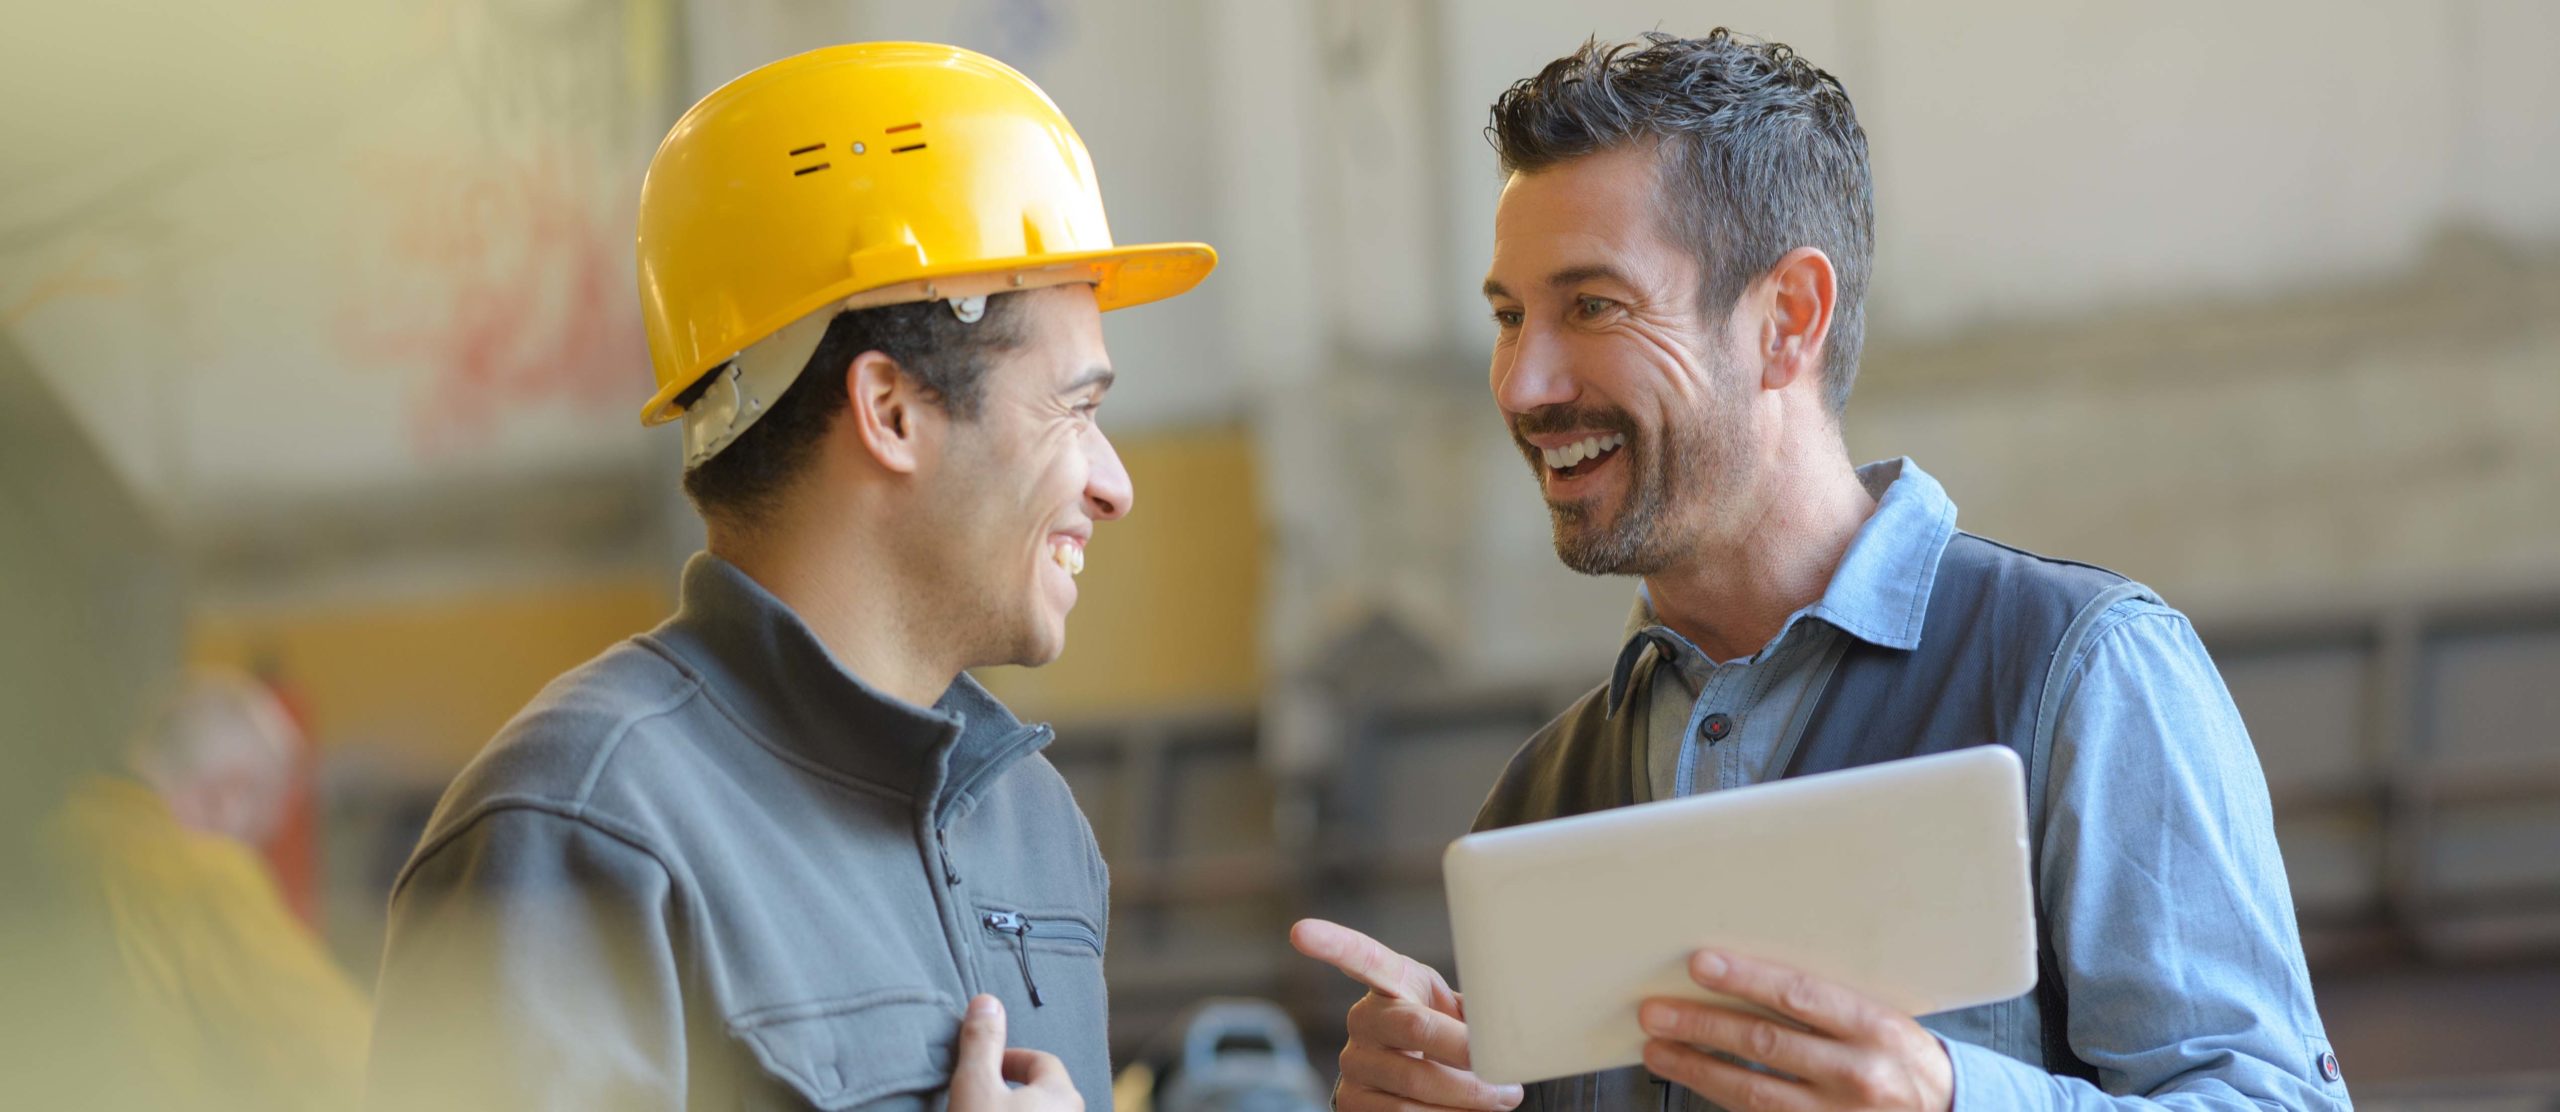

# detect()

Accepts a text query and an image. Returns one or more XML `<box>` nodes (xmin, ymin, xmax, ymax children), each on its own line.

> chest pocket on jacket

<box><xmin>735</xmin><ymin>989</ymin><xmax>958</xmax><ymax>1110</ymax></box>
<box><xmin>977</xmin><ymin>908</ymin><xmax>1103</xmax><ymax>1008</ymax></box>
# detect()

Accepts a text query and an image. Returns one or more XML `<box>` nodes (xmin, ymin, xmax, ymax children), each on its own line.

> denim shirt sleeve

<box><xmin>1948</xmin><ymin>600</ymin><xmax>2352</xmax><ymax>1110</ymax></box>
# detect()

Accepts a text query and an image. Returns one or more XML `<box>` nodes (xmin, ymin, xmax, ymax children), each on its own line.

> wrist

<box><xmin>1924</xmin><ymin>1032</ymin><xmax>1957</xmax><ymax>1112</ymax></box>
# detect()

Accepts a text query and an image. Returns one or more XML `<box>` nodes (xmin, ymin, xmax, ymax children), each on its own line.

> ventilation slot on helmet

<box><xmin>793</xmin><ymin>163</ymin><xmax>831</xmax><ymax>175</ymax></box>
<box><xmin>890</xmin><ymin>143</ymin><xmax>927</xmax><ymax>154</ymax></box>
<box><xmin>885</xmin><ymin>122</ymin><xmax>927</xmax><ymax>154</ymax></box>
<box><xmin>788</xmin><ymin>142</ymin><xmax>830</xmax><ymax>176</ymax></box>
<box><xmin>788</xmin><ymin>143</ymin><xmax>825</xmax><ymax>155</ymax></box>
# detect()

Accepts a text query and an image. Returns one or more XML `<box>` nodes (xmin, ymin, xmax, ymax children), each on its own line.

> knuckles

<box><xmin>1654</xmin><ymin>1049</ymin><xmax>1709</xmax><ymax>1093</ymax></box>
<box><xmin>1743</xmin><ymin>1019</ymin><xmax>1784</xmax><ymax>1062</ymax></box>
<box><xmin>1384</xmin><ymin>1004</ymin><xmax>1439</xmax><ymax>1049</ymax></box>
<box><xmin>1348</xmin><ymin>995</ymin><xmax>1439</xmax><ymax>1053</ymax></box>
<box><xmin>1775</xmin><ymin>977</ymin><xmax>1826</xmax><ymax>1020</ymax></box>
<box><xmin>1732</xmin><ymin>1077</ymin><xmax>1790</xmax><ymax>1112</ymax></box>
<box><xmin>1841</xmin><ymin>1060</ymin><xmax>1898</xmax><ymax>1104</ymax></box>
<box><xmin>1337</xmin><ymin>1044</ymin><xmax>1363</xmax><ymax>1078</ymax></box>
<box><xmin>1345</xmin><ymin>997</ymin><xmax>1395</xmax><ymax>1044</ymax></box>
<box><xmin>1338</xmin><ymin>1043</ymin><xmax>1403</xmax><ymax>1091</ymax></box>
<box><xmin>1335</xmin><ymin>1083</ymin><xmax>1407</xmax><ymax>1112</ymax></box>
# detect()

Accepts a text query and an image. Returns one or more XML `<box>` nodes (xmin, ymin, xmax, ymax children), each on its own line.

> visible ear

<box><xmin>843</xmin><ymin>349</ymin><xmax>935</xmax><ymax>475</ymax></box>
<box><xmin>1755</xmin><ymin>246</ymin><xmax>1837</xmax><ymax>393</ymax></box>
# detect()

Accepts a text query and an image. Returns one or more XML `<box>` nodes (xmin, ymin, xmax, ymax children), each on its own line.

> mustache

<box><xmin>1510</xmin><ymin>403</ymin><xmax>1636</xmax><ymax>444</ymax></box>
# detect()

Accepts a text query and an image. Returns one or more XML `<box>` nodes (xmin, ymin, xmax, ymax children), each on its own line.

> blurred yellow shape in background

<box><xmin>51</xmin><ymin>776</ymin><xmax>369</xmax><ymax>1112</ymax></box>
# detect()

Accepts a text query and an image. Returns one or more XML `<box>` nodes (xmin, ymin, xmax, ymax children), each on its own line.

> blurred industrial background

<box><xmin>4</xmin><ymin>0</ymin><xmax>2557</xmax><ymax>1107</ymax></box>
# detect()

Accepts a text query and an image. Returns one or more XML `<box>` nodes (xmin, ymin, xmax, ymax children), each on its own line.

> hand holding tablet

<box><xmin>1631</xmin><ymin>946</ymin><xmax>1956</xmax><ymax>1110</ymax></box>
<box><xmin>1294</xmin><ymin>746</ymin><xmax>2032</xmax><ymax>1111</ymax></box>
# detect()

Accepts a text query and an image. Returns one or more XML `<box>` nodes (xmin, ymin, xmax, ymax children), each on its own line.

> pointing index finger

<box><xmin>1291</xmin><ymin>918</ymin><xmax>1436</xmax><ymax>1006</ymax></box>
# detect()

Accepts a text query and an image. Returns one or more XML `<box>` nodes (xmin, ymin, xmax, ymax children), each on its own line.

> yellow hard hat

<box><xmin>635</xmin><ymin>42</ymin><xmax>1217</xmax><ymax>465</ymax></box>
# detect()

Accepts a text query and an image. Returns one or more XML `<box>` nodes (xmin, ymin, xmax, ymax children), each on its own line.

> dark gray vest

<box><xmin>1470</xmin><ymin>533</ymin><xmax>2156</xmax><ymax>1111</ymax></box>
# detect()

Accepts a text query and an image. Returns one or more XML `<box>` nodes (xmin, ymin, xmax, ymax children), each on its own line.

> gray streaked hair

<box><xmin>1488</xmin><ymin>30</ymin><xmax>1874</xmax><ymax>417</ymax></box>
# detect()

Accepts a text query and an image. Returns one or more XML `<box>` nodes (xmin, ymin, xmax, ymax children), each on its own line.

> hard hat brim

<box><xmin>640</xmin><ymin>241</ymin><xmax>1217</xmax><ymax>426</ymax></box>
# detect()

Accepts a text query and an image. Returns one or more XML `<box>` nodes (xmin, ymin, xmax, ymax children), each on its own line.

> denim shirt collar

<box><xmin>1604</xmin><ymin>457</ymin><xmax>1960</xmax><ymax>714</ymax></box>
<box><xmin>648</xmin><ymin>552</ymin><xmax>1051</xmax><ymax>822</ymax></box>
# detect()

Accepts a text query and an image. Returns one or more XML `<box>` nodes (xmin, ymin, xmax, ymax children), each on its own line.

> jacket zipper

<box><xmin>981</xmin><ymin>911</ymin><xmax>1101</xmax><ymax>1008</ymax></box>
<box><xmin>930</xmin><ymin>724</ymin><xmax>1051</xmax><ymax>888</ymax></box>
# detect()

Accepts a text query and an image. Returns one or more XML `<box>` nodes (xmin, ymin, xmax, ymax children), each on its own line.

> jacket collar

<box><xmin>645</xmin><ymin>553</ymin><xmax>1050</xmax><ymax>824</ymax></box>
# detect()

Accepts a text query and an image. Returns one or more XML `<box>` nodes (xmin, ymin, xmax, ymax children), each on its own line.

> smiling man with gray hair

<box><xmin>1293</xmin><ymin>29</ymin><xmax>2350</xmax><ymax>1112</ymax></box>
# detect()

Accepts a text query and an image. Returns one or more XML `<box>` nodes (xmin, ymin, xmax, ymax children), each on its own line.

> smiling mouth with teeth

<box><xmin>1050</xmin><ymin>541</ymin><xmax>1085</xmax><ymax>576</ymax></box>
<box><xmin>1540</xmin><ymin>432</ymin><xmax>1627</xmax><ymax>478</ymax></box>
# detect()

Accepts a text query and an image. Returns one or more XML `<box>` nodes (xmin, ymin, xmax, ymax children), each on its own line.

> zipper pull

<box><xmin>984</xmin><ymin>912</ymin><xmax>1044</xmax><ymax>1007</ymax></box>
<box><xmin>936</xmin><ymin>828</ymin><xmax>959</xmax><ymax>886</ymax></box>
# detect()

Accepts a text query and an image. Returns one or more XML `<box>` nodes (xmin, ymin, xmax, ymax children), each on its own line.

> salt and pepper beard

<box><xmin>1511</xmin><ymin>344</ymin><xmax>1752</xmax><ymax>578</ymax></box>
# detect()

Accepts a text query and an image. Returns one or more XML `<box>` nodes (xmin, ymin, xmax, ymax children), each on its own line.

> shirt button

<box><xmin>1700</xmin><ymin>713</ymin><xmax>1732</xmax><ymax>742</ymax></box>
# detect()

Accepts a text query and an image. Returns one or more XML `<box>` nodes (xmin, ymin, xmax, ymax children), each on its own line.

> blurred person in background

<box><xmin>0</xmin><ymin>387</ymin><xmax>346</xmax><ymax>1109</ymax></box>
<box><xmin>49</xmin><ymin>668</ymin><xmax>370</xmax><ymax>1112</ymax></box>
<box><xmin>364</xmin><ymin>43</ymin><xmax>1215</xmax><ymax>1111</ymax></box>
<box><xmin>1293</xmin><ymin>30</ymin><xmax>2349</xmax><ymax>1112</ymax></box>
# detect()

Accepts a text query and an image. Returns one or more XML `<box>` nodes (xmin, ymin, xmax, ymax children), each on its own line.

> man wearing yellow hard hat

<box><xmin>367</xmin><ymin>43</ymin><xmax>1213</xmax><ymax>1112</ymax></box>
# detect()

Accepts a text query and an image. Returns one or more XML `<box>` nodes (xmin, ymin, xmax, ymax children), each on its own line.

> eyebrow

<box><xmin>1061</xmin><ymin>366</ymin><xmax>1116</xmax><ymax>395</ymax></box>
<box><xmin>1546</xmin><ymin>263</ymin><xmax>1636</xmax><ymax>290</ymax></box>
<box><xmin>1482</xmin><ymin>263</ymin><xmax>1639</xmax><ymax>301</ymax></box>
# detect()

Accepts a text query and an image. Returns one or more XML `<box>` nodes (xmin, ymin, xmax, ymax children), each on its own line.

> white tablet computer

<box><xmin>1442</xmin><ymin>745</ymin><xmax>2036</xmax><ymax>1085</ymax></box>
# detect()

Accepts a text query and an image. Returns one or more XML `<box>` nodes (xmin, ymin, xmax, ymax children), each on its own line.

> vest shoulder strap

<box><xmin>1471</xmin><ymin>683</ymin><xmax>1637</xmax><ymax>833</ymax></box>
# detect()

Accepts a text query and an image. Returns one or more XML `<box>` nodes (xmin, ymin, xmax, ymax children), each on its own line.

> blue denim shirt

<box><xmin>1612</xmin><ymin>460</ymin><xmax>2350</xmax><ymax>1109</ymax></box>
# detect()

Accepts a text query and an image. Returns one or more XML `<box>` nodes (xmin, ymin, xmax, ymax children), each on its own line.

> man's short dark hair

<box><xmin>679</xmin><ymin>293</ymin><xmax>1028</xmax><ymax>528</ymax></box>
<box><xmin>1487</xmin><ymin>30</ymin><xmax>1873</xmax><ymax>416</ymax></box>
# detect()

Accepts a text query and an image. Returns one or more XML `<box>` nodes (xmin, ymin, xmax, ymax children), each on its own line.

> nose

<box><xmin>1492</xmin><ymin>323</ymin><xmax>1577</xmax><ymax>417</ymax></box>
<box><xmin>1084</xmin><ymin>429</ymin><xmax>1134</xmax><ymax>522</ymax></box>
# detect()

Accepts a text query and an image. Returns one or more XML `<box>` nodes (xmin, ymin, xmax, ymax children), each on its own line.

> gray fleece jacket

<box><xmin>366</xmin><ymin>554</ymin><xmax>1113</xmax><ymax>1111</ymax></box>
